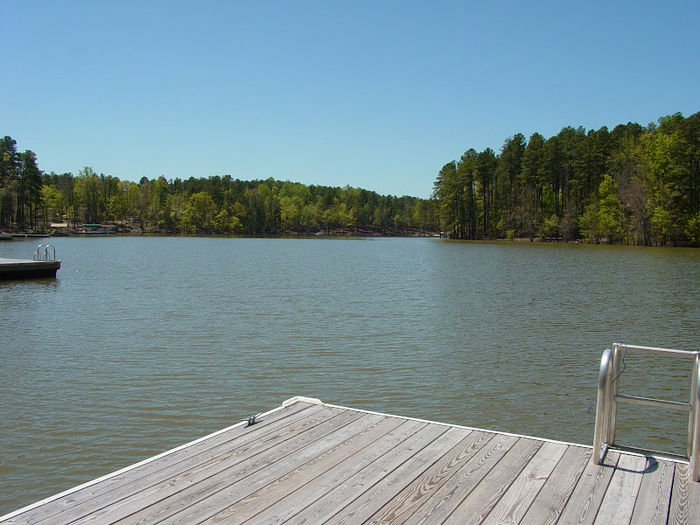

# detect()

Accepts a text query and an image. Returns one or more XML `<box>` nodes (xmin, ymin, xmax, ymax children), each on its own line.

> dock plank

<box><xmin>398</xmin><ymin>436</ymin><xmax>535</xmax><ymax>525</ymax></box>
<box><xmin>200</xmin><ymin>415</ymin><xmax>408</xmax><ymax>523</ymax></box>
<box><xmin>557</xmin><ymin>451</ymin><xmax>620</xmax><ymax>525</ymax></box>
<box><xmin>5</xmin><ymin>401</ymin><xmax>321</xmax><ymax>525</ymax></box>
<box><xmin>355</xmin><ymin>433</ymin><xmax>518</xmax><ymax>525</ymax></box>
<box><xmin>72</xmin><ymin>408</ymin><xmax>367</xmax><ymax>524</ymax></box>
<box><xmin>406</xmin><ymin>434</ymin><xmax>522</xmax><ymax>525</ymax></box>
<box><xmin>158</xmin><ymin>411</ymin><xmax>394</xmax><ymax>523</ymax></box>
<box><xmin>629</xmin><ymin>458</ymin><xmax>674</xmax><ymax>525</ymax></box>
<box><xmin>593</xmin><ymin>453</ymin><xmax>648</xmax><ymax>525</ymax></box>
<box><xmin>289</xmin><ymin>426</ymin><xmax>473</xmax><ymax>524</ymax></box>
<box><xmin>519</xmin><ymin>445</ymin><xmax>591</xmax><ymax>525</ymax></box>
<box><xmin>118</xmin><ymin>410</ymin><xmax>379</xmax><ymax>525</ymax></box>
<box><xmin>332</xmin><ymin>432</ymin><xmax>504</xmax><ymax>524</ymax></box>
<box><xmin>245</xmin><ymin>422</ymin><xmax>455</xmax><ymax>524</ymax></box>
<box><xmin>364</xmin><ymin>430</ymin><xmax>495</xmax><ymax>524</ymax></box>
<box><xmin>0</xmin><ymin>398</ymin><xmax>693</xmax><ymax>525</ymax></box>
<box><xmin>39</xmin><ymin>403</ymin><xmax>330</xmax><ymax>524</ymax></box>
<box><xmin>440</xmin><ymin>438</ymin><xmax>542</xmax><ymax>525</ymax></box>
<box><xmin>480</xmin><ymin>441</ymin><xmax>568</xmax><ymax>525</ymax></box>
<box><xmin>668</xmin><ymin>463</ymin><xmax>700</xmax><ymax>525</ymax></box>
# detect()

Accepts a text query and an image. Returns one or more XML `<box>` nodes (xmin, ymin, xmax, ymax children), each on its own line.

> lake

<box><xmin>0</xmin><ymin>236</ymin><xmax>698</xmax><ymax>515</ymax></box>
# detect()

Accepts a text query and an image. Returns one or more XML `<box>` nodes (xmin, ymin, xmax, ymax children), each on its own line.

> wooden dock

<box><xmin>0</xmin><ymin>257</ymin><xmax>60</xmax><ymax>280</ymax></box>
<box><xmin>1</xmin><ymin>396</ymin><xmax>698</xmax><ymax>524</ymax></box>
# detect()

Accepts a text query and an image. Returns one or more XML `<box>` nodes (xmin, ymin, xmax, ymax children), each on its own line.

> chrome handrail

<box><xmin>33</xmin><ymin>244</ymin><xmax>56</xmax><ymax>261</ymax></box>
<box><xmin>592</xmin><ymin>343</ymin><xmax>700</xmax><ymax>481</ymax></box>
<box><xmin>592</xmin><ymin>348</ymin><xmax>611</xmax><ymax>465</ymax></box>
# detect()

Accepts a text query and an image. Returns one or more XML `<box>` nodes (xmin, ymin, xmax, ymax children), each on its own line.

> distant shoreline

<box><xmin>4</xmin><ymin>228</ymin><xmax>698</xmax><ymax>247</ymax></box>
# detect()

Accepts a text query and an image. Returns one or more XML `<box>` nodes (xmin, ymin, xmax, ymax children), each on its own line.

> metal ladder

<box><xmin>34</xmin><ymin>244</ymin><xmax>56</xmax><ymax>261</ymax></box>
<box><xmin>592</xmin><ymin>343</ymin><xmax>700</xmax><ymax>481</ymax></box>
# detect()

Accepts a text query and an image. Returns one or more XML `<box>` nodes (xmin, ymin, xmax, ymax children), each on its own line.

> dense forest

<box><xmin>433</xmin><ymin>112</ymin><xmax>699</xmax><ymax>246</ymax></box>
<box><xmin>0</xmin><ymin>139</ymin><xmax>437</xmax><ymax>235</ymax></box>
<box><xmin>1</xmin><ymin>111</ymin><xmax>697</xmax><ymax>244</ymax></box>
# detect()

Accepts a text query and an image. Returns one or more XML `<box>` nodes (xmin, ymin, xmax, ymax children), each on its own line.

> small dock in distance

<box><xmin>0</xmin><ymin>244</ymin><xmax>60</xmax><ymax>280</ymax></box>
<box><xmin>1</xmin><ymin>396</ymin><xmax>697</xmax><ymax>524</ymax></box>
<box><xmin>0</xmin><ymin>257</ymin><xmax>60</xmax><ymax>280</ymax></box>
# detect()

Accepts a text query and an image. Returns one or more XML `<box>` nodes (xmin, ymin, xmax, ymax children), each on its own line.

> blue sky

<box><xmin>2</xmin><ymin>1</ymin><xmax>698</xmax><ymax>198</ymax></box>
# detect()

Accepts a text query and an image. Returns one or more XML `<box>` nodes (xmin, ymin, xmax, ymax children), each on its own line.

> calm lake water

<box><xmin>0</xmin><ymin>236</ymin><xmax>698</xmax><ymax>514</ymax></box>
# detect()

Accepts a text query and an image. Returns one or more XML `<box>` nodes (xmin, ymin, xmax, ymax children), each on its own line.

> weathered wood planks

<box><xmin>668</xmin><ymin>463</ymin><xmax>700</xmax><ymax>525</ymax></box>
<box><xmin>0</xmin><ymin>398</ymin><xmax>695</xmax><ymax>524</ymax></box>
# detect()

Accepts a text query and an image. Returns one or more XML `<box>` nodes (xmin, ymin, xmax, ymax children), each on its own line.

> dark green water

<box><xmin>0</xmin><ymin>236</ymin><xmax>697</xmax><ymax>514</ymax></box>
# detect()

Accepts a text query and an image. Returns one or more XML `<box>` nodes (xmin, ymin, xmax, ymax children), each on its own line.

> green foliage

<box><xmin>580</xmin><ymin>203</ymin><xmax>600</xmax><ymax>243</ymax></box>
<box><xmin>649</xmin><ymin>206</ymin><xmax>673</xmax><ymax>246</ymax></box>
<box><xmin>596</xmin><ymin>174</ymin><xmax>627</xmax><ymax>243</ymax></box>
<box><xmin>2</xmin><ymin>110</ymin><xmax>697</xmax><ymax>246</ymax></box>
<box><xmin>0</xmin><ymin>135</ymin><xmax>438</xmax><ymax>236</ymax></box>
<box><xmin>182</xmin><ymin>191</ymin><xmax>218</xmax><ymax>233</ymax></box>
<box><xmin>0</xmin><ymin>136</ymin><xmax>19</xmax><ymax>227</ymax></box>
<box><xmin>686</xmin><ymin>213</ymin><xmax>700</xmax><ymax>245</ymax></box>
<box><xmin>433</xmin><ymin>111</ymin><xmax>699</xmax><ymax>245</ymax></box>
<box><xmin>41</xmin><ymin>185</ymin><xmax>64</xmax><ymax>223</ymax></box>
<box><xmin>539</xmin><ymin>214</ymin><xmax>560</xmax><ymax>239</ymax></box>
<box><xmin>17</xmin><ymin>150</ymin><xmax>43</xmax><ymax>228</ymax></box>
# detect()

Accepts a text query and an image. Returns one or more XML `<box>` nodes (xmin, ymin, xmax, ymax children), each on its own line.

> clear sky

<box><xmin>2</xmin><ymin>1</ymin><xmax>698</xmax><ymax>198</ymax></box>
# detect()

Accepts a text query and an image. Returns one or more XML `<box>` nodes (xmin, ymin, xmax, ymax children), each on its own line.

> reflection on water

<box><xmin>0</xmin><ymin>237</ymin><xmax>698</xmax><ymax>514</ymax></box>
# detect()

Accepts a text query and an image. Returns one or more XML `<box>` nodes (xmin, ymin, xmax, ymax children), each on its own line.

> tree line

<box><xmin>433</xmin><ymin>112</ymin><xmax>699</xmax><ymax>246</ymax></box>
<box><xmin>0</xmin><ymin>139</ymin><xmax>438</xmax><ymax>235</ymax></box>
<box><xmin>2</xmin><ymin>111</ymin><xmax>697</xmax><ymax>244</ymax></box>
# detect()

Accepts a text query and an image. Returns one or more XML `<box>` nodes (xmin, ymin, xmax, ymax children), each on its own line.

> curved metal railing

<box><xmin>592</xmin><ymin>343</ymin><xmax>700</xmax><ymax>481</ymax></box>
<box><xmin>34</xmin><ymin>244</ymin><xmax>56</xmax><ymax>261</ymax></box>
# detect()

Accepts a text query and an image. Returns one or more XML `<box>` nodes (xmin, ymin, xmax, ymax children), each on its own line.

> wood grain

<box><xmin>629</xmin><ymin>457</ymin><xmax>674</xmax><ymax>525</ymax></box>
<box><xmin>557</xmin><ymin>451</ymin><xmax>620</xmax><ymax>525</ymax></box>
<box><xmin>364</xmin><ymin>430</ymin><xmax>494</xmax><ymax>524</ymax></box>
<box><xmin>480</xmin><ymin>441</ymin><xmax>567</xmax><ymax>525</ymax></box>
<box><xmin>668</xmin><ymin>463</ymin><xmax>700</xmax><ymax>525</ymax></box>
<box><xmin>519</xmin><ymin>445</ymin><xmax>591</xmax><ymax>525</ymax></box>
<box><xmin>593</xmin><ymin>453</ymin><xmax>647</xmax><ymax>525</ymax></box>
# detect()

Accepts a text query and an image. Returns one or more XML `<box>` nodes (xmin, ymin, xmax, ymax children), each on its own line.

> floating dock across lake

<box><xmin>0</xmin><ymin>257</ymin><xmax>60</xmax><ymax>280</ymax></box>
<box><xmin>1</xmin><ymin>395</ymin><xmax>697</xmax><ymax>524</ymax></box>
<box><xmin>0</xmin><ymin>245</ymin><xmax>60</xmax><ymax>280</ymax></box>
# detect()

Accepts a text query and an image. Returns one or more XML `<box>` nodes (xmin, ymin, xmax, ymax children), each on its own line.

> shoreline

<box><xmin>2</xmin><ymin>228</ymin><xmax>698</xmax><ymax>247</ymax></box>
